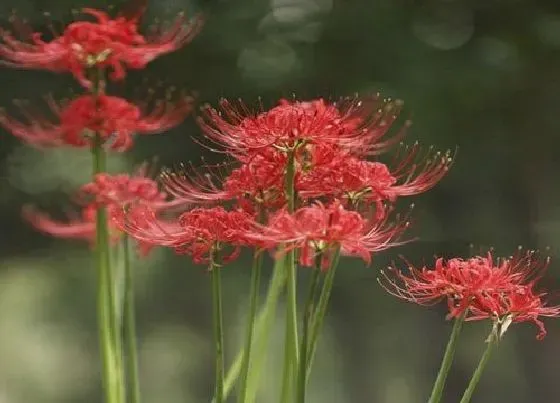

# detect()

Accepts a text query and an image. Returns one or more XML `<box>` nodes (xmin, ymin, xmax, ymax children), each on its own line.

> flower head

<box><xmin>298</xmin><ymin>155</ymin><xmax>398</xmax><ymax>202</ymax></box>
<box><xmin>161</xmin><ymin>153</ymin><xmax>286</xmax><ymax>210</ymax></box>
<box><xmin>252</xmin><ymin>200</ymin><xmax>409</xmax><ymax>268</ymax></box>
<box><xmin>24</xmin><ymin>167</ymin><xmax>177</xmax><ymax>255</ymax></box>
<box><xmin>379</xmin><ymin>250</ymin><xmax>560</xmax><ymax>339</ymax></box>
<box><xmin>115</xmin><ymin>204</ymin><xmax>255</xmax><ymax>264</ymax></box>
<box><xmin>197</xmin><ymin>96</ymin><xmax>404</xmax><ymax>159</ymax></box>
<box><xmin>0</xmin><ymin>93</ymin><xmax>193</xmax><ymax>151</ymax></box>
<box><xmin>0</xmin><ymin>8</ymin><xmax>203</xmax><ymax>87</ymax></box>
<box><xmin>298</xmin><ymin>145</ymin><xmax>453</xmax><ymax>203</ymax></box>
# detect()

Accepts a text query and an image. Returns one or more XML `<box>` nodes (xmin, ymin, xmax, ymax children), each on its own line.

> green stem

<box><xmin>280</xmin><ymin>150</ymin><xmax>299</xmax><ymax>403</ymax></box>
<box><xmin>428</xmin><ymin>315</ymin><xmax>465</xmax><ymax>403</ymax></box>
<box><xmin>236</xmin><ymin>250</ymin><xmax>264</xmax><ymax>403</ymax></box>
<box><xmin>211</xmin><ymin>254</ymin><xmax>225</xmax><ymax>403</ymax></box>
<box><xmin>92</xmin><ymin>136</ymin><xmax>120</xmax><ymax>403</ymax></box>
<box><xmin>123</xmin><ymin>236</ymin><xmax>141</xmax><ymax>403</ymax></box>
<box><xmin>459</xmin><ymin>332</ymin><xmax>497</xmax><ymax>403</ymax></box>
<box><xmin>214</xmin><ymin>254</ymin><xmax>287</xmax><ymax>403</ymax></box>
<box><xmin>296</xmin><ymin>256</ymin><xmax>322</xmax><ymax>403</ymax></box>
<box><xmin>305</xmin><ymin>247</ymin><xmax>340</xmax><ymax>380</ymax></box>
<box><xmin>221</xmin><ymin>350</ymin><xmax>243</xmax><ymax>402</ymax></box>
<box><xmin>242</xmin><ymin>253</ymin><xmax>287</xmax><ymax>403</ymax></box>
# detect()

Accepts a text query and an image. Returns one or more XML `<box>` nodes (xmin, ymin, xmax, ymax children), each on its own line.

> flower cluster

<box><xmin>379</xmin><ymin>250</ymin><xmax>560</xmax><ymax>339</ymax></box>
<box><xmin>253</xmin><ymin>201</ymin><xmax>409</xmax><ymax>268</ymax></box>
<box><xmin>0</xmin><ymin>8</ymin><xmax>203</xmax><ymax>88</ymax></box>
<box><xmin>0</xmin><ymin>6</ymin><xmax>199</xmax><ymax>151</ymax></box>
<box><xmin>5</xmin><ymin>4</ymin><xmax>558</xmax><ymax>402</ymax></box>
<box><xmin>116</xmin><ymin>94</ymin><xmax>451</xmax><ymax>266</ymax></box>
<box><xmin>115</xmin><ymin>205</ymin><xmax>254</xmax><ymax>264</ymax></box>
<box><xmin>0</xmin><ymin>93</ymin><xmax>194</xmax><ymax>151</ymax></box>
<box><xmin>24</xmin><ymin>167</ymin><xmax>182</xmax><ymax>255</ymax></box>
<box><xmin>0</xmin><ymin>4</ymin><xmax>201</xmax><ymax>246</ymax></box>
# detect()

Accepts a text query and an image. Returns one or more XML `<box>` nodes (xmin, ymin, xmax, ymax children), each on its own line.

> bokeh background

<box><xmin>1</xmin><ymin>0</ymin><xmax>560</xmax><ymax>402</ymax></box>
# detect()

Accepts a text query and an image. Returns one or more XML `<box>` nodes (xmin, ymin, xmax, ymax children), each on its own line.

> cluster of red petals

<box><xmin>298</xmin><ymin>145</ymin><xmax>452</xmax><ymax>202</ymax></box>
<box><xmin>379</xmin><ymin>251</ymin><xmax>560</xmax><ymax>339</ymax></box>
<box><xmin>0</xmin><ymin>93</ymin><xmax>193</xmax><ymax>151</ymax></box>
<box><xmin>197</xmin><ymin>96</ymin><xmax>404</xmax><ymax>159</ymax></box>
<box><xmin>24</xmin><ymin>168</ymin><xmax>177</xmax><ymax>255</ymax></box>
<box><xmin>113</xmin><ymin>204</ymin><xmax>255</xmax><ymax>264</ymax></box>
<box><xmin>297</xmin><ymin>154</ymin><xmax>398</xmax><ymax>202</ymax></box>
<box><xmin>164</xmin><ymin>96</ymin><xmax>452</xmax><ymax>212</ymax></box>
<box><xmin>0</xmin><ymin>8</ymin><xmax>204</xmax><ymax>88</ymax></box>
<box><xmin>120</xmin><ymin>94</ymin><xmax>450</xmax><ymax>269</ymax></box>
<box><xmin>250</xmin><ymin>201</ymin><xmax>408</xmax><ymax>268</ymax></box>
<box><xmin>161</xmin><ymin>152</ymin><xmax>286</xmax><ymax>210</ymax></box>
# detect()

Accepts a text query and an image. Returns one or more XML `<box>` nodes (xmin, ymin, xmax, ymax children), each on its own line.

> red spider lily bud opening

<box><xmin>0</xmin><ymin>8</ymin><xmax>204</xmax><ymax>88</ymax></box>
<box><xmin>115</xmin><ymin>204</ymin><xmax>257</xmax><ymax>264</ymax></box>
<box><xmin>0</xmin><ymin>93</ymin><xmax>193</xmax><ymax>151</ymax></box>
<box><xmin>379</xmin><ymin>250</ymin><xmax>560</xmax><ymax>339</ymax></box>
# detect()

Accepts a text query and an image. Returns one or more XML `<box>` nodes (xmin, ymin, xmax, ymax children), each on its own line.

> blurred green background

<box><xmin>1</xmin><ymin>0</ymin><xmax>560</xmax><ymax>402</ymax></box>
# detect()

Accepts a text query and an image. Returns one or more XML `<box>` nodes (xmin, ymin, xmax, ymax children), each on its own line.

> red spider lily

<box><xmin>468</xmin><ymin>284</ymin><xmax>560</xmax><ymax>340</ymax></box>
<box><xmin>250</xmin><ymin>200</ymin><xmax>409</xmax><ymax>268</ymax></box>
<box><xmin>0</xmin><ymin>8</ymin><xmax>204</xmax><ymax>88</ymax></box>
<box><xmin>298</xmin><ymin>145</ymin><xmax>452</xmax><ymax>202</ymax></box>
<box><xmin>298</xmin><ymin>155</ymin><xmax>398</xmax><ymax>202</ymax></box>
<box><xmin>379</xmin><ymin>251</ymin><xmax>560</xmax><ymax>339</ymax></box>
<box><xmin>223</xmin><ymin>154</ymin><xmax>286</xmax><ymax>208</ymax></box>
<box><xmin>115</xmin><ymin>204</ymin><xmax>256</xmax><ymax>264</ymax></box>
<box><xmin>161</xmin><ymin>153</ymin><xmax>286</xmax><ymax>209</ymax></box>
<box><xmin>24</xmin><ymin>168</ymin><xmax>180</xmax><ymax>255</ymax></box>
<box><xmin>0</xmin><ymin>93</ymin><xmax>193</xmax><ymax>151</ymax></box>
<box><xmin>77</xmin><ymin>165</ymin><xmax>187</xmax><ymax>209</ymax></box>
<box><xmin>197</xmin><ymin>96</ymin><xmax>405</xmax><ymax>159</ymax></box>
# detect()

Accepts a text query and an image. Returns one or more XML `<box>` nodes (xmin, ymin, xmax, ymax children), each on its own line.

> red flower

<box><xmin>251</xmin><ymin>200</ymin><xmax>409</xmax><ymax>268</ymax></box>
<box><xmin>0</xmin><ymin>8</ymin><xmax>203</xmax><ymax>88</ymax></box>
<box><xmin>223</xmin><ymin>153</ymin><xmax>286</xmax><ymax>209</ymax></box>
<box><xmin>379</xmin><ymin>251</ymin><xmax>560</xmax><ymax>339</ymax></box>
<box><xmin>77</xmin><ymin>164</ymin><xmax>187</xmax><ymax>210</ymax></box>
<box><xmin>0</xmin><ymin>93</ymin><xmax>193</xmax><ymax>151</ymax></box>
<box><xmin>115</xmin><ymin>204</ymin><xmax>255</xmax><ymax>264</ymax></box>
<box><xmin>162</xmin><ymin>153</ymin><xmax>286</xmax><ymax>209</ymax></box>
<box><xmin>24</xmin><ymin>167</ymin><xmax>179</xmax><ymax>255</ymax></box>
<box><xmin>197</xmin><ymin>96</ymin><xmax>404</xmax><ymax>159</ymax></box>
<box><xmin>298</xmin><ymin>155</ymin><xmax>398</xmax><ymax>202</ymax></box>
<box><xmin>468</xmin><ymin>284</ymin><xmax>560</xmax><ymax>340</ymax></box>
<box><xmin>298</xmin><ymin>145</ymin><xmax>452</xmax><ymax>202</ymax></box>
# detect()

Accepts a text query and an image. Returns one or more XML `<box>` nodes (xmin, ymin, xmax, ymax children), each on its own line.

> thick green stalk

<box><xmin>211</xmin><ymin>254</ymin><xmax>225</xmax><ymax>403</ymax></box>
<box><xmin>92</xmin><ymin>136</ymin><xmax>120</xmax><ymax>403</ymax></box>
<box><xmin>305</xmin><ymin>248</ymin><xmax>341</xmax><ymax>380</ymax></box>
<box><xmin>236</xmin><ymin>250</ymin><xmax>264</xmax><ymax>403</ymax></box>
<box><xmin>91</xmin><ymin>67</ymin><xmax>125</xmax><ymax>403</ymax></box>
<box><xmin>123</xmin><ymin>236</ymin><xmax>141</xmax><ymax>403</ymax></box>
<box><xmin>428</xmin><ymin>316</ymin><xmax>465</xmax><ymax>403</ymax></box>
<box><xmin>459</xmin><ymin>332</ymin><xmax>497</xmax><ymax>403</ymax></box>
<box><xmin>296</xmin><ymin>257</ymin><xmax>322</xmax><ymax>403</ymax></box>
<box><xmin>215</xmin><ymin>254</ymin><xmax>287</xmax><ymax>403</ymax></box>
<box><xmin>280</xmin><ymin>151</ymin><xmax>299</xmax><ymax>402</ymax></box>
<box><xmin>242</xmin><ymin>253</ymin><xmax>287</xmax><ymax>403</ymax></box>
